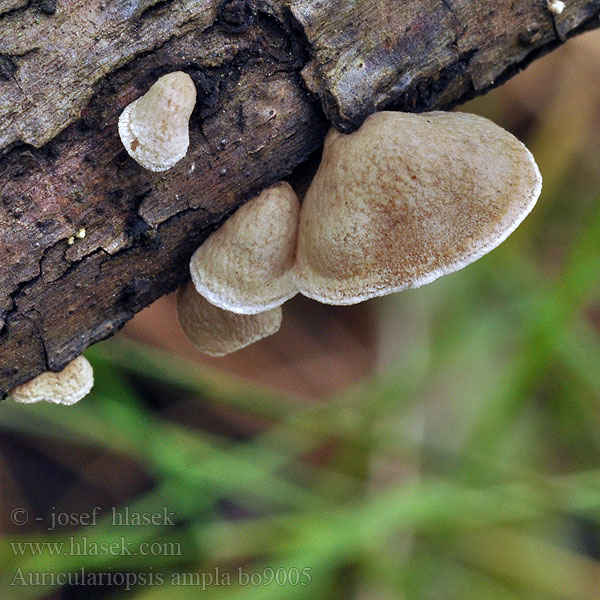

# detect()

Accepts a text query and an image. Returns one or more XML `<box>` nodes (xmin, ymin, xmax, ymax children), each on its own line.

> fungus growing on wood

<box><xmin>190</xmin><ymin>182</ymin><xmax>300</xmax><ymax>314</ymax></box>
<box><xmin>9</xmin><ymin>356</ymin><xmax>94</xmax><ymax>405</ymax></box>
<box><xmin>176</xmin><ymin>281</ymin><xmax>282</xmax><ymax>357</ymax></box>
<box><xmin>118</xmin><ymin>71</ymin><xmax>197</xmax><ymax>172</ymax></box>
<box><xmin>293</xmin><ymin>111</ymin><xmax>542</xmax><ymax>305</ymax></box>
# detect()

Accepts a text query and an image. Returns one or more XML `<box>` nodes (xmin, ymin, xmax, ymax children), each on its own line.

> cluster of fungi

<box><xmin>9</xmin><ymin>71</ymin><xmax>542</xmax><ymax>406</ymax></box>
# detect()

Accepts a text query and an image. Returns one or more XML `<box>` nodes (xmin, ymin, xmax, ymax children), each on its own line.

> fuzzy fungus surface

<box><xmin>176</xmin><ymin>281</ymin><xmax>282</xmax><ymax>357</ymax></box>
<box><xmin>118</xmin><ymin>71</ymin><xmax>197</xmax><ymax>172</ymax></box>
<box><xmin>190</xmin><ymin>182</ymin><xmax>300</xmax><ymax>314</ymax></box>
<box><xmin>293</xmin><ymin>110</ymin><xmax>542</xmax><ymax>305</ymax></box>
<box><xmin>9</xmin><ymin>356</ymin><xmax>94</xmax><ymax>405</ymax></box>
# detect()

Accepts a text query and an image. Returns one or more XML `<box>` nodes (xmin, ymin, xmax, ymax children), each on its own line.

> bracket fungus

<box><xmin>177</xmin><ymin>281</ymin><xmax>282</xmax><ymax>357</ymax></box>
<box><xmin>293</xmin><ymin>111</ymin><xmax>542</xmax><ymax>305</ymax></box>
<box><xmin>9</xmin><ymin>356</ymin><xmax>94</xmax><ymax>406</ymax></box>
<box><xmin>190</xmin><ymin>182</ymin><xmax>300</xmax><ymax>314</ymax></box>
<box><xmin>118</xmin><ymin>71</ymin><xmax>197</xmax><ymax>172</ymax></box>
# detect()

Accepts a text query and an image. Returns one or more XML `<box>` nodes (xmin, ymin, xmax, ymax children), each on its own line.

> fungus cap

<box><xmin>9</xmin><ymin>356</ymin><xmax>94</xmax><ymax>405</ymax></box>
<box><xmin>177</xmin><ymin>281</ymin><xmax>282</xmax><ymax>357</ymax></box>
<box><xmin>293</xmin><ymin>111</ymin><xmax>542</xmax><ymax>305</ymax></box>
<box><xmin>190</xmin><ymin>182</ymin><xmax>300</xmax><ymax>314</ymax></box>
<box><xmin>119</xmin><ymin>71</ymin><xmax>197</xmax><ymax>172</ymax></box>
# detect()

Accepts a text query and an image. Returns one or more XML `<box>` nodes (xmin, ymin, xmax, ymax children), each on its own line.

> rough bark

<box><xmin>0</xmin><ymin>0</ymin><xmax>598</xmax><ymax>395</ymax></box>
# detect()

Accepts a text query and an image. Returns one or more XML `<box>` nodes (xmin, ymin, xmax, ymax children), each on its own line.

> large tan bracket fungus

<box><xmin>118</xmin><ymin>71</ymin><xmax>197</xmax><ymax>172</ymax></box>
<box><xmin>9</xmin><ymin>356</ymin><xmax>94</xmax><ymax>406</ymax></box>
<box><xmin>190</xmin><ymin>182</ymin><xmax>300</xmax><ymax>314</ymax></box>
<box><xmin>294</xmin><ymin>111</ymin><xmax>542</xmax><ymax>305</ymax></box>
<box><xmin>176</xmin><ymin>281</ymin><xmax>282</xmax><ymax>357</ymax></box>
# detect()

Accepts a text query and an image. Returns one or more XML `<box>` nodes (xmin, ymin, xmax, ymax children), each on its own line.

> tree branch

<box><xmin>0</xmin><ymin>0</ymin><xmax>598</xmax><ymax>394</ymax></box>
